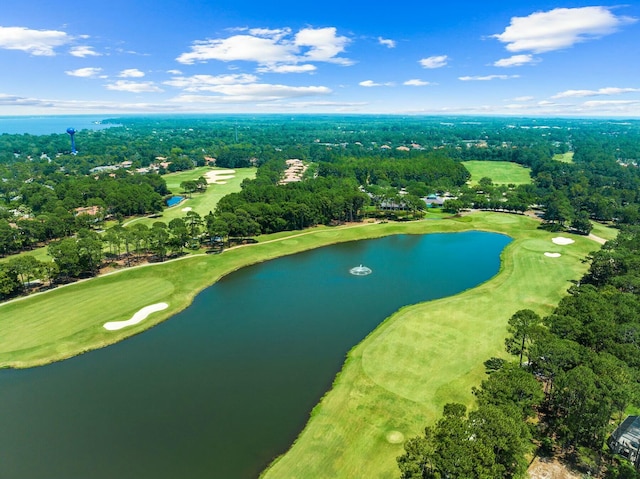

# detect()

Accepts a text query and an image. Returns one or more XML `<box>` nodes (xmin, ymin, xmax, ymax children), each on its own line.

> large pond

<box><xmin>0</xmin><ymin>231</ymin><xmax>510</xmax><ymax>479</ymax></box>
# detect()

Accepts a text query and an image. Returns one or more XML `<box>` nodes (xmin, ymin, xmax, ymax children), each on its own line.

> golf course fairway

<box><xmin>0</xmin><ymin>212</ymin><xmax>611</xmax><ymax>478</ymax></box>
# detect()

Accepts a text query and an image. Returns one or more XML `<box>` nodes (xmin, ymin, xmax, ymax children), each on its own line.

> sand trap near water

<box><xmin>205</xmin><ymin>169</ymin><xmax>236</xmax><ymax>184</ymax></box>
<box><xmin>544</xmin><ymin>252</ymin><xmax>562</xmax><ymax>258</ymax></box>
<box><xmin>552</xmin><ymin>237</ymin><xmax>575</xmax><ymax>245</ymax></box>
<box><xmin>103</xmin><ymin>303</ymin><xmax>169</xmax><ymax>331</ymax></box>
<box><xmin>181</xmin><ymin>206</ymin><xmax>192</xmax><ymax>212</ymax></box>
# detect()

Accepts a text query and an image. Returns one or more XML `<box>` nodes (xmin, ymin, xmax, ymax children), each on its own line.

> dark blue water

<box><xmin>0</xmin><ymin>115</ymin><xmax>120</xmax><ymax>135</ymax></box>
<box><xmin>166</xmin><ymin>195</ymin><xmax>184</xmax><ymax>207</ymax></box>
<box><xmin>0</xmin><ymin>231</ymin><xmax>510</xmax><ymax>479</ymax></box>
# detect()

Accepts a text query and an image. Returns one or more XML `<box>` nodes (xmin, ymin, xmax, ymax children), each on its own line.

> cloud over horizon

<box><xmin>69</xmin><ymin>45</ymin><xmax>101</xmax><ymax>58</ymax></box>
<box><xmin>459</xmin><ymin>74</ymin><xmax>520</xmax><ymax>81</ymax></box>
<box><xmin>119</xmin><ymin>69</ymin><xmax>146</xmax><ymax>78</ymax></box>
<box><xmin>105</xmin><ymin>80</ymin><xmax>164</xmax><ymax>93</ymax></box>
<box><xmin>170</xmin><ymin>83</ymin><xmax>332</xmax><ymax>104</ymax></box>
<box><xmin>419</xmin><ymin>55</ymin><xmax>448</xmax><ymax>69</ymax></box>
<box><xmin>164</xmin><ymin>73</ymin><xmax>259</xmax><ymax>91</ymax></box>
<box><xmin>378</xmin><ymin>37</ymin><xmax>396</xmax><ymax>48</ymax></box>
<box><xmin>493</xmin><ymin>54</ymin><xmax>537</xmax><ymax>67</ymax></box>
<box><xmin>0</xmin><ymin>26</ymin><xmax>70</xmax><ymax>56</ymax></box>
<box><xmin>65</xmin><ymin>67</ymin><xmax>105</xmax><ymax>78</ymax></box>
<box><xmin>176</xmin><ymin>26</ymin><xmax>352</xmax><ymax>72</ymax></box>
<box><xmin>553</xmin><ymin>87</ymin><xmax>640</xmax><ymax>98</ymax></box>
<box><xmin>359</xmin><ymin>80</ymin><xmax>394</xmax><ymax>87</ymax></box>
<box><xmin>404</xmin><ymin>79</ymin><xmax>432</xmax><ymax>86</ymax></box>
<box><xmin>493</xmin><ymin>7</ymin><xmax>636</xmax><ymax>53</ymax></box>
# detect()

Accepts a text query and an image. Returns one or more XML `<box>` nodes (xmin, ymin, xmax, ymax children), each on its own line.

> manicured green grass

<box><xmin>462</xmin><ymin>160</ymin><xmax>532</xmax><ymax>185</ymax></box>
<box><xmin>553</xmin><ymin>152</ymin><xmax>574</xmax><ymax>163</ymax></box>
<box><xmin>0</xmin><ymin>213</ymin><xmax>614</xmax><ymax>478</ymax></box>
<box><xmin>124</xmin><ymin>166</ymin><xmax>256</xmax><ymax>227</ymax></box>
<box><xmin>261</xmin><ymin>214</ymin><xmax>612</xmax><ymax>479</ymax></box>
<box><xmin>0</xmin><ymin>245</ymin><xmax>51</xmax><ymax>265</ymax></box>
<box><xmin>591</xmin><ymin>221</ymin><xmax>618</xmax><ymax>241</ymax></box>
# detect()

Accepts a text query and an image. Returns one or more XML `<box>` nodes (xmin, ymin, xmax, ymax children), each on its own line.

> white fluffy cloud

<box><xmin>106</xmin><ymin>81</ymin><xmax>163</xmax><ymax>93</ymax></box>
<box><xmin>553</xmin><ymin>87</ymin><xmax>640</xmax><ymax>98</ymax></box>
<box><xmin>493</xmin><ymin>7</ymin><xmax>636</xmax><ymax>53</ymax></box>
<box><xmin>119</xmin><ymin>69</ymin><xmax>145</xmax><ymax>78</ymax></box>
<box><xmin>65</xmin><ymin>67</ymin><xmax>105</xmax><ymax>78</ymax></box>
<box><xmin>199</xmin><ymin>83</ymin><xmax>329</xmax><ymax>97</ymax></box>
<box><xmin>170</xmin><ymin>83</ymin><xmax>332</xmax><ymax>103</ymax></box>
<box><xmin>257</xmin><ymin>64</ymin><xmax>317</xmax><ymax>73</ymax></box>
<box><xmin>378</xmin><ymin>37</ymin><xmax>396</xmax><ymax>48</ymax></box>
<box><xmin>176</xmin><ymin>26</ymin><xmax>351</xmax><ymax>69</ymax></box>
<box><xmin>359</xmin><ymin>80</ymin><xmax>394</xmax><ymax>87</ymax></box>
<box><xmin>0</xmin><ymin>93</ymin><xmax>55</xmax><ymax>107</ymax></box>
<box><xmin>419</xmin><ymin>55</ymin><xmax>448</xmax><ymax>69</ymax></box>
<box><xmin>295</xmin><ymin>27</ymin><xmax>351</xmax><ymax>64</ymax></box>
<box><xmin>493</xmin><ymin>54</ymin><xmax>537</xmax><ymax>67</ymax></box>
<box><xmin>459</xmin><ymin>75</ymin><xmax>520</xmax><ymax>81</ymax></box>
<box><xmin>178</xmin><ymin>35</ymin><xmax>295</xmax><ymax>64</ymax></box>
<box><xmin>0</xmin><ymin>26</ymin><xmax>70</xmax><ymax>56</ymax></box>
<box><xmin>69</xmin><ymin>45</ymin><xmax>100</xmax><ymax>58</ymax></box>
<box><xmin>164</xmin><ymin>74</ymin><xmax>258</xmax><ymax>91</ymax></box>
<box><xmin>583</xmin><ymin>100</ymin><xmax>640</xmax><ymax>108</ymax></box>
<box><xmin>404</xmin><ymin>79</ymin><xmax>432</xmax><ymax>86</ymax></box>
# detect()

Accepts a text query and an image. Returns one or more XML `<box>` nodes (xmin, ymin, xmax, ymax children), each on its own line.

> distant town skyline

<box><xmin>1</xmin><ymin>0</ymin><xmax>639</xmax><ymax>116</ymax></box>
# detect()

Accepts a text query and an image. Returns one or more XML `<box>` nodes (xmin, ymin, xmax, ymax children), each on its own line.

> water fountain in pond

<box><xmin>349</xmin><ymin>264</ymin><xmax>372</xmax><ymax>276</ymax></box>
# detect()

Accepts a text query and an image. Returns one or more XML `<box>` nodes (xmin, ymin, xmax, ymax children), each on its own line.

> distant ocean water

<box><xmin>0</xmin><ymin>115</ymin><xmax>120</xmax><ymax>135</ymax></box>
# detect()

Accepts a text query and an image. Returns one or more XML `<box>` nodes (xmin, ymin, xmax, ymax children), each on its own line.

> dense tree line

<box><xmin>216</xmin><ymin>176</ymin><xmax>370</xmax><ymax>233</ymax></box>
<box><xmin>212</xmin><ymin>152</ymin><xmax>470</xmax><ymax>236</ymax></box>
<box><xmin>527</xmin><ymin>229</ymin><xmax>640</xmax><ymax>476</ymax></box>
<box><xmin>318</xmin><ymin>153</ymin><xmax>470</xmax><ymax>189</ymax></box>
<box><xmin>398</xmin><ymin>364</ymin><xmax>542</xmax><ymax>479</ymax></box>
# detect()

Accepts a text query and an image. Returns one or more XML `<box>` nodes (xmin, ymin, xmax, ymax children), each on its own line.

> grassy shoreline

<box><xmin>0</xmin><ymin>218</ymin><xmax>457</xmax><ymax>368</ymax></box>
<box><xmin>0</xmin><ymin>212</ymin><xmax>612</xmax><ymax>477</ymax></box>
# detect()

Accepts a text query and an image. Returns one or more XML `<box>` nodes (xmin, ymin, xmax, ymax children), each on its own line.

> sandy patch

<box><xmin>552</xmin><ymin>237</ymin><xmax>575</xmax><ymax>245</ymax></box>
<box><xmin>181</xmin><ymin>207</ymin><xmax>192</xmax><ymax>212</ymax></box>
<box><xmin>205</xmin><ymin>169</ymin><xmax>236</xmax><ymax>184</ymax></box>
<box><xmin>528</xmin><ymin>457</ymin><xmax>581</xmax><ymax>479</ymax></box>
<box><xmin>545</xmin><ymin>252</ymin><xmax>562</xmax><ymax>258</ymax></box>
<box><xmin>103</xmin><ymin>303</ymin><xmax>169</xmax><ymax>331</ymax></box>
<box><xmin>385</xmin><ymin>431</ymin><xmax>405</xmax><ymax>444</ymax></box>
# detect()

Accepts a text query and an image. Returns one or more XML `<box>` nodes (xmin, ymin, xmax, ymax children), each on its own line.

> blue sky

<box><xmin>1</xmin><ymin>0</ymin><xmax>639</xmax><ymax>116</ymax></box>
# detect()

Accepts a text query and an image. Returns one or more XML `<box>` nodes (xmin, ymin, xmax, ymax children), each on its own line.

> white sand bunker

<box><xmin>552</xmin><ymin>237</ymin><xmax>575</xmax><ymax>245</ymax></box>
<box><xmin>386</xmin><ymin>431</ymin><xmax>405</xmax><ymax>444</ymax></box>
<box><xmin>181</xmin><ymin>206</ymin><xmax>192</xmax><ymax>212</ymax></box>
<box><xmin>545</xmin><ymin>252</ymin><xmax>562</xmax><ymax>258</ymax></box>
<box><xmin>103</xmin><ymin>303</ymin><xmax>169</xmax><ymax>331</ymax></box>
<box><xmin>205</xmin><ymin>169</ymin><xmax>236</xmax><ymax>184</ymax></box>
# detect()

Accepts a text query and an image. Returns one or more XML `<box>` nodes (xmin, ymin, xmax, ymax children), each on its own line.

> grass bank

<box><xmin>463</xmin><ymin>160</ymin><xmax>532</xmax><ymax>185</ymax></box>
